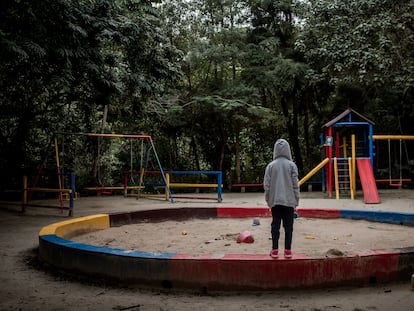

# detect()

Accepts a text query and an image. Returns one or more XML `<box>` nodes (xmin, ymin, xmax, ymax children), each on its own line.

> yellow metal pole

<box><xmin>137</xmin><ymin>167</ymin><xmax>145</xmax><ymax>200</ymax></box>
<box><xmin>372</xmin><ymin>135</ymin><xmax>414</xmax><ymax>140</ymax></box>
<box><xmin>348</xmin><ymin>157</ymin><xmax>354</xmax><ymax>200</ymax></box>
<box><xmin>165</xmin><ymin>173</ymin><xmax>170</xmax><ymax>201</ymax></box>
<box><xmin>54</xmin><ymin>137</ymin><xmax>60</xmax><ymax>169</ymax></box>
<box><xmin>343</xmin><ymin>136</ymin><xmax>347</xmax><ymax>158</ymax></box>
<box><xmin>299</xmin><ymin>158</ymin><xmax>330</xmax><ymax>186</ymax></box>
<box><xmin>334</xmin><ymin>157</ymin><xmax>339</xmax><ymax>200</ymax></box>
<box><xmin>351</xmin><ymin>134</ymin><xmax>356</xmax><ymax>196</ymax></box>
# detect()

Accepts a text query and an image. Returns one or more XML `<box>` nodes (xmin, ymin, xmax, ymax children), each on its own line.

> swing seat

<box><xmin>100</xmin><ymin>186</ymin><xmax>113</xmax><ymax>195</ymax></box>
<box><xmin>389</xmin><ymin>183</ymin><xmax>402</xmax><ymax>187</ymax></box>
<box><xmin>93</xmin><ymin>186</ymin><xmax>113</xmax><ymax>195</ymax></box>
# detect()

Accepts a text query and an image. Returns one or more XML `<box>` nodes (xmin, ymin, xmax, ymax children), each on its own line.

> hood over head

<box><xmin>273</xmin><ymin>139</ymin><xmax>292</xmax><ymax>160</ymax></box>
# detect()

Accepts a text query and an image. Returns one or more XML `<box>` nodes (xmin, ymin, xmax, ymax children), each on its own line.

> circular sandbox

<box><xmin>38</xmin><ymin>207</ymin><xmax>414</xmax><ymax>291</ymax></box>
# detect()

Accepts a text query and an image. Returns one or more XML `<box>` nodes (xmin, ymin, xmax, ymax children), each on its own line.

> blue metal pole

<box><xmin>150</xmin><ymin>140</ymin><xmax>174</xmax><ymax>203</ymax></box>
<box><xmin>217</xmin><ymin>171</ymin><xmax>223</xmax><ymax>202</ymax></box>
<box><xmin>369</xmin><ymin>124</ymin><xmax>374</xmax><ymax>169</ymax></box>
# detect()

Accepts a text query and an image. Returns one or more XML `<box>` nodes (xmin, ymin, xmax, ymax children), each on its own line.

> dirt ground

<box><xmin>1</xmin><ymin>189</ymin><xmax>414</xmax><ymax>311</ymax></box>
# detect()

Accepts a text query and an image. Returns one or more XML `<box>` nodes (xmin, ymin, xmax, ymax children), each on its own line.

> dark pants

<box><xmin>271</xmin><ymin>205</ymin><xmax>294</xmax><ymax>250</ymax></box>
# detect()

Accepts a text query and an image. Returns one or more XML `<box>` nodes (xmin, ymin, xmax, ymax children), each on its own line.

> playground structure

<box><xmin>125</xmin><ymin>170</ymin><xmax>223</xmax><ymax>202</ymax></box>
<box><xmin>22</xmin><ymin>133</ymin><xmax>173</xmax><ymax>215</ymax></box>
<box><xmin>299</xmin><ymin>108</ymin><xmax>413</xmax><ymax>203</ymax></box>
<box><xmin>59</xmin><ymin>134</ymin><xmax>223</xmax><ymax>203</ymax></box>
<box><xmin>232</xmin><ymin>109</ymin><xmax>412</xmax><ymax>203</ymax></box>
<box><xmin>81</xmin><ymin>133</ymin><xmax>172</xmax><ymax>202</ymax></box>
<box><xmin>22</xmin><ymin>135</ymin><xmax>78</xmax><ymax>216</ymax></box>
<box><xmin>22</xmin><ymin>110</ymin><xmax>413</xmax><ymax>211</ymax></box>
<box><xmin>22</xmin><ymin>172</ymin><xmax>76</xmax><ymax>216</ymax></box>
<box><xmin>371</xmin><ymin>135</ymin><xmax>414</xmax><ymax>187</ymax></box>
<box><xmin>23</xmin><ymin>132</ymin><xmax>225</xmax><ymax>214</ymax></box>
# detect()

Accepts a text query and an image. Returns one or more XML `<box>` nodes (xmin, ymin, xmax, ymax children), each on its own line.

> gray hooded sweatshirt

<box><xmin>264</xmin><ymin>139</ymin><xmax>299</xmax><ymax>208</ymax></box>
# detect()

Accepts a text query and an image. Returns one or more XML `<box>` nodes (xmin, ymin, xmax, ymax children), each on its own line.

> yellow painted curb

<box><xmin>39</xmin><ymin>214</ymin><xmax>110</xmax><ymax>239</ymax></box>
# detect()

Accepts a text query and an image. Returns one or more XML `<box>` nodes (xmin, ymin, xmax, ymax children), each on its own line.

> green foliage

<box><xmin>297</xmin><ymin>0</ymin><xmax>414</xmax><ymax>89</ymax></box>
<box><xmin>0</xmin><ymin>0</ymin><xmax>182</xmax><ymax>191</ymax></box>
<box><xmin>296</xmin><ymin>0</ymin><xmax>414</xmax><ymax>136</ymax></box>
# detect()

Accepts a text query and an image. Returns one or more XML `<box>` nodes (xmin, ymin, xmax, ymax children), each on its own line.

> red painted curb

<box><xmin>296</xmin><ymin>208</ymin><xmax>340</xmax><ymax>219</ymax></box>
<box><xmin>217</xmin><ymin>207</ymin><xmax>271</xmax><ymax>218</ymax></box>
<box><xmin>169</xmin><ymin>250</ymin><xmax>401</xmax><ymax>290</ymax></box>
<box><xmin>216</xmin><ymin>207</ymin><xmax>341</xmax><ymax>219</ymax></box>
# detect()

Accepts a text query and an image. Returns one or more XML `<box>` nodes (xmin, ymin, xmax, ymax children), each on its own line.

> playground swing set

<box><xmin>22</xmin><ymin>133</ymin><xmax>173</xmax><ymax>216</ymax></box>
<box><xmin>373</xmin><ymin>136</ymin><xmax>412</xmax><ymax>187</ymax></box>
<box><xmin>387</xmin><ymin>138</ymin><xmax>404</xmax><ymax>187</ymax></box>
<box><xmin>23</xmin><ymin>132</ymin><xmax>224</xmax><ymax>215</ymax></box>
<box><xmin>119</xmin><ymin>139</ymin><xmax>223</xmax><ymax>202</ymax></box>
<box><xmin>83</xmin><ymin>135</ymin><xmax>156</xmax><ymax>197</ymax></box>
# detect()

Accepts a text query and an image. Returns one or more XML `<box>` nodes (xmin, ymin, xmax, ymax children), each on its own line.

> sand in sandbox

<box><xmin>72</xmin><ymin>217</ymin><xmax>414</xmax><ymax>257</ymax></box>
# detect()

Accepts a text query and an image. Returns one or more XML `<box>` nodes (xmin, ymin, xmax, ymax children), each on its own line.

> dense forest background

<box><xmin>1</xmin><ymin>0</ymin><xmax>413</xmax><ymax>196</ymax></box>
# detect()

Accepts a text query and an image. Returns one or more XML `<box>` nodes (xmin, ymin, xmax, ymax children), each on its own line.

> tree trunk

<box><xmin>280</xmin><ymin>98</ymin><xmax>303</xmax><ymax>174</ymax></box>
<box><xmin>289</xmin><ymin>110</ymin><xmax>303</xmax><ymax>175</ymax></box>
<box><xmin>304</xmin><ymin>105</ymin><xmax>310</xmax><ymax>157</ymax></box>
<box><xmin>235</xmin><ymin>131</ymin><xmax>241</xmax><ymax>184</ymax></box>
<box><xmin>91</xmin><ymin>105</ymin><xmax>108</xmax><ymax>186</ymax></box>
<box><xmin>190</xmin><ymin>136</ymin><xmax>201</xmax><ymax>171</ymax></box>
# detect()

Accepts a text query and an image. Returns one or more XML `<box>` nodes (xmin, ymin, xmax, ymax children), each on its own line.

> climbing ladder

<box><xmin>334</xmin><ymin>158</ymin><xmax>352</xmax><ymax>199</ymax></box>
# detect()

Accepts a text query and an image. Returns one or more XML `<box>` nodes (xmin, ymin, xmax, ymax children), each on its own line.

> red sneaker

<box><xmin>270</xmin><ymin>249</ymin><xmax>279</xmax><ymax>258</ymax></box>
<box><xmin>284</xmin><ymin>250</ymin><xmax>292</xmax><ymax>258</ymax></box>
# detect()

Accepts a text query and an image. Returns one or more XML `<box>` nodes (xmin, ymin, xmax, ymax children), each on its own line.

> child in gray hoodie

<box><xmin>264</xmin><ymin>139</ymin><xmax>299</xmax><ymax>258</ymax></box>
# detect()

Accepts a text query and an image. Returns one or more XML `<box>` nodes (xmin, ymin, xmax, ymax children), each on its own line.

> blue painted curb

<box><xmin>40</xmin><ymin>234</ymin><xmax>176</xmax><ymax>259</ymax></box>
<box><xmin>340</xmin><ymin>210</ymin><xmax>414</xmax><ymax>225</ymax></box>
